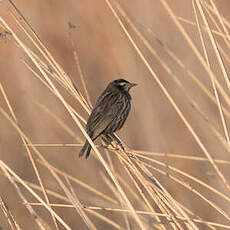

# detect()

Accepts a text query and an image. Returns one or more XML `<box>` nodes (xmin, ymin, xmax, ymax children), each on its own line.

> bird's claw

<box><xmin>100</xmin><ymin>141</ymin><xmax>126</xmax><ymax>152</ymax></box>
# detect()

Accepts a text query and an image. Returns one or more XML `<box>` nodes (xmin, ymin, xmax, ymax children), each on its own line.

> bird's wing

<box><xmin>86</xmin><ymin>92</ymin><xmax>117</xmax><ymax>139</ymax></box>
<box><xmin>87</xmin><ymin>106</ymin><xmax>114</xmax><ymax>140</ymax></box>
<box><xmin>90</xmin><ymin>114</ymin><xmax>114</xmax><ymax>140</ymax></box>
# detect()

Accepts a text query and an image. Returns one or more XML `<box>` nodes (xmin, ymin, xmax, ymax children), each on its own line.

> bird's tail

<box><xmin>79</xmin><ymin>140</ymin><xmax>92</xmax><ymax>159</ymax></box>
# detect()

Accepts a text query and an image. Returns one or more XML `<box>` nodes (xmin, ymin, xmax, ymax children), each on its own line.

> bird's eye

<box><xmin>119</xmin><ymin>82</ymin><xmax>126</xmax><ymax>86</ymax></box>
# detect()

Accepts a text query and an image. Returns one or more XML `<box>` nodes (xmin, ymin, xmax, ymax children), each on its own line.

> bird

<box><xmin>79</xmin><ymin>78</ymin><xmax>137</xmax><ymax>159</ymax></box>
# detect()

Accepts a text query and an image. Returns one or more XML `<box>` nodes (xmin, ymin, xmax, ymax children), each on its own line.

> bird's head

<box><xmin>111</xmin><ymin>79</ymin><xmax>137</xmax><ymax>92</ymax></box>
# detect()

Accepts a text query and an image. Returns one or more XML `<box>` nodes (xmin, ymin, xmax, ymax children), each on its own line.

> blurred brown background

<box><xmin>1</xmin><ymin>0</ymin><xmax>230</xmax><ymax>229</ymax></box>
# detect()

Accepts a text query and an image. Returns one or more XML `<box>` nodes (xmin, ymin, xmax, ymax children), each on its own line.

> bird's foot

<box><xmin>108</xmin><ymin>134</ymin><xmax>125</xmax><ymax>151</ymax></box>
<box><xmin>101</xmin><ymin>134</ymin><xmax>126</xmax><ymax>152</ymax></box>
<box><xmin>127</xmin><ymin>152</ymin><xmax>134</xmax><ymax>158</ymax></box>
<box><xmin>100</xmin><ymin>141</ymin><xmax>124</xmax><ymax>152</ymax></box>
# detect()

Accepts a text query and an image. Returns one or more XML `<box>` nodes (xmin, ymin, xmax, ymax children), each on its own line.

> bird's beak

<box><xmin>128</xmin><ymin>82</ymin><xmax>137</xmax><ymax>90</ymax></box>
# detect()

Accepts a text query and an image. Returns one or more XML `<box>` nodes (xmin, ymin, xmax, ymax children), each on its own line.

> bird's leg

<box><xmin>100</xmin><ymin>134</ymin><xmax>119</xmax><ymax>150</ymax></box>
<box><xmin>100</xmin><ymin>134</ymin><xmax>125</xmax><ymax>151</ymax></box>
<box><xmin>109</xmin><ymin>133</ymin><xmax>125</xmax><ymax>151</ymax></box>
<box><xmin>101</xmin><ymin>134</ymin><xmax>112</xmax><ymax>144</ymax></box>
<box><xmin>100</xmin><ymin>135</ymin><xmax>113</xmax><ymax>149</ymax></box>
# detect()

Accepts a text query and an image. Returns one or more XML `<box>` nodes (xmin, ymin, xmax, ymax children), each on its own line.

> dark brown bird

<box><xmin>79</xmin><ymin>79</ymin><xmax>137</xmax><ymax>159</ymax></box>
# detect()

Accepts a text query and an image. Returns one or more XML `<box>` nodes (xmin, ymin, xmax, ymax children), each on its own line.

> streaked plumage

<box><xmin>79</xmin><ymin>79</ymin><xmax>136</xmax><ymax>159</ymax></box>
